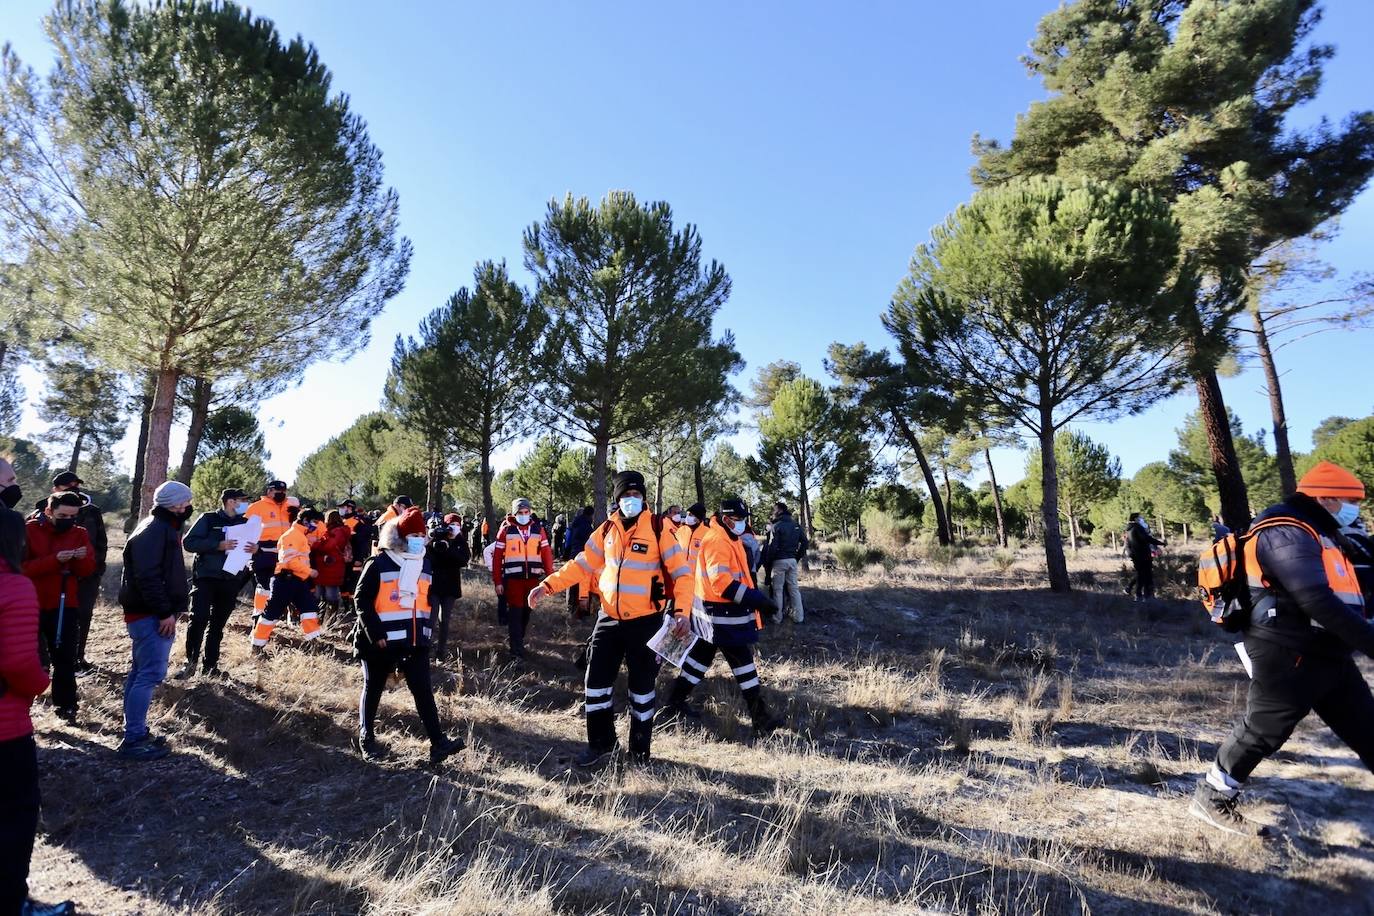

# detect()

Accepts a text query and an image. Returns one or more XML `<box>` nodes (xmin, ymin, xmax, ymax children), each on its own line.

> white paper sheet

<box><xmin>1234</xmin><ymin>642</ymin><xmax>1254</xmax><ymax>679</ymax></box>
<box><xmin>647</xmin><ymin>616</ymin><xmax>699</xmax><ymax>669</ymax></box>
<box><xmin>221</xmin><ymin>515</ymin><xmax>263</xmax><ymax>576</ymax></box>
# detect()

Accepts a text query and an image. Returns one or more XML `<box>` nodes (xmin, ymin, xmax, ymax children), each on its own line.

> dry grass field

<box><xmin>22</xmin><ymin>537</ymin><xmax>1374</xmax><ymax>915</ymax></box>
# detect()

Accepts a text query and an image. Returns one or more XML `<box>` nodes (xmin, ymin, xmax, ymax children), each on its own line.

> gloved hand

<box><xmin>741</xmin><ymin>588</ymin><xmax>779</xmax><ymax>616</ymax></box>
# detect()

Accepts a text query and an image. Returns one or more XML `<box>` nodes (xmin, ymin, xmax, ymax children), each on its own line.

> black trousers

<box><xmin>1218</xmin><ymin>637</ymin><xmax>1374</xmax><ymax>782</ymax></box>
<box><xmin>37</xmin><ymin>608</ymin><xmax>78</xmax><ymax>711</ymax></box>
<box><xmin>584</xmin><ymin>614</ymin><xmax>661</xmax><ymax>757</ymax></box>
<box><xmin>670</xmin><ymin>640</ymin><xmax>766</xmax><ymax>717</ymax></box>
<box><xmin>184</xmin><ymin>576</ymin><xmax>242</xmax><ymax>670</ymax></box>
<box><xmin>432</xmin><ymin>594</ymin><xmax>456</xmax><ymax>657</ymax></box>
<box><xmin>358</xmin><ymin>648</ymin><xmax>443</xmax><ymax>744</ymax></box>
<box><xmin>74</xmin><ymin>573</ymin><xmax>102</xmax><ymax>663</ymax></box>
<box><xmin>0</xmin><ymin>734</ymin><xmax>39</xmax><ymax>916</ymax></box>
<box><xmin>1130</xmin><ymin>555</ymin><xmax>1154</xmax><ymax>598</ymax></box>
<box><xmin>507</xmin><ymin>606</ymin><xmax>531</xmax><ymax>656</ymax></box>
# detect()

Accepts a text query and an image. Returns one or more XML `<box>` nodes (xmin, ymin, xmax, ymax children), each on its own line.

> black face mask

<box><xmin>180</xmin><ymin>506</ymin><xmax>195</xmax><ymax>521</ymax></box>
<box><xmin>0</xmin><ymin>484</ymin><xmax>20</xmax><ymax>509</ymax></box>
<box><xmin>271</xmin><ymin>492</ymin><xmax>286</xmax><ymax>504</ymax></box>
<box><xmin>53</xmin><ymin>517</ymin><xmax>76</xmax><ymax>533</ymax></box>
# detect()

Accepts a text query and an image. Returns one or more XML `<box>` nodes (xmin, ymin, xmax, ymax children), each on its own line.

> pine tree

<box><xmin>0</xmin><ymin>0</ymin><xmax>411</xmax><ymax>513</ymax></box>
<box><xmin>973</xmin><ymin>0</ymin><xmax>1374</xmax><ymax>529</ymax></box>
<box><xmin>36</xmin><ymin>345</ymin><xmax>125</xmax><ymax>472</ymax></box>
<box><xmin>524</xmin><ymin>192</ymin><xmax>741</xmax><ymax>520</ymax></box>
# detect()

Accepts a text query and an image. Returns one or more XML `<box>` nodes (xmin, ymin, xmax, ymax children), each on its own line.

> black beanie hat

<box><xmin>686</xmin><ymin>502</ymin><xmax>706</xmax><ymax>520</ymax></box>
<box><xmin>612</xmin><ymin>470</ymin><xmax>646</xmax><ymax>502</ymax></box>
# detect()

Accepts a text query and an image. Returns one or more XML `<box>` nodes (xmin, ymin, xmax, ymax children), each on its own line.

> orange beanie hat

<box><xmin>1296</xmin><ymin>461</ymin><xmax>1366</xmax><ymax>501</ymax></box>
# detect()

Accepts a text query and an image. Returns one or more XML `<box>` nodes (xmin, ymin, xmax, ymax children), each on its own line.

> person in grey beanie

<box><xmin>116</xmin><ymin>480</ymin><xmax>193</xmax><ymax>760</ymax></box>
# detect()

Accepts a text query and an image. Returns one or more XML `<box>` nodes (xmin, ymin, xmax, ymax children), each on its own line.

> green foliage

<box><xmin>1307</xmin><ymin>417</ymin><xmax>1374</xmax><ymax>488</ymax></box>
<box><xmin>0</xmin><ymin>435</ymin><xmax>53</xmax><ymax>505</ymax></box>
<box><xmin>513</xmin><ymin>436</ymin><xmax>589</xmax><ymax>520</ymax></box>
<box><xmin>524</xmin><ymin>191</ymin><xmax>741</xmax><ymax>516</ymax></box>
<box><xmin>37</xmin><ymin>343</ymin><xmax>125</xmax><ymax>470</ymax></box>
<box><xmin>1022</xmin><ymin>429</ymin><xmax>1122</xmax><ymax>546</ymax></box>
<box><xmin>191</xmin><ymin>451</ymin><xmax>269</xmax><ymax>511</ymax></box>
<box><xmin>702</xmin><ymin>443</ymin><xmax>757</xmax><ymax>514</ymax></box>
<box><xmin>293</xmin><ymin>412</ymin><xmax>393</xmax><ymax>507</ymax></box>
<box><xmin>1169</xmin><ymin>409</ymin><xmax>1282</xmax><ymax>514</ymax></box>
<box><xmin>1313</xmin><ymin>416</ymin><xmax>1356</xmax><ymax>451</ymax></box>
<box><xmin>832</xmin><ymin>541</ymin><xmax>884</xmax><ymax>575</ymax></box>
<box><xmin>814</xmin><ymin>481</ymin><xmax>864</xmax><ymax>539</ymax></box>
<box><xmin>861</xmin><ymin>506</ymin><xmax>918</xmax><ymax>553</ymax></box>
<box><xmin>200</xmin><ymin>406</ymin><xmax>269</xmax><ymax>462</ymax></box>
<box><xmin>757</xmin><ymin>376</ymin><xmax>840</xmax><ymax>536</ymax></box>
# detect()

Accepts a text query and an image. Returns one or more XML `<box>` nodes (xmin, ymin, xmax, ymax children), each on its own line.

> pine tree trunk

<box><xmin>1194</xmin><ymin>370</ymin><xmax>1252</xmax><ymax>529</ymax></box>
<box><xmin>480</xmin><ymin>445</ymin><xmax>495</xmax><ymax>538</ymax></box>
<box><xmin>1064</xmin><ymin>492</ymin><xmax>1079</xmax><ymax>553</ymax></box>
<box><xmin>126</xmin><ymin>381</ymin><xmax>154</xmax><ymax>532</ymax></box>
<box><xmin>176</xmin><ymin>376</ymin><xmax>213</xmax><ymax>485</ymax></box>
<box><xmin>68</xmin><ymin>427</ymin><xmax>85</xmax><ymax>475</ymax></box>
<box><xmin>1183</xmin><ymin>521</ymin><xmax>1189</xmax><ymax>544</ymax></box>
<box><xmin>890</xmin><ymin>411</ymin><xmax>950</xmax><ymax>545</ymax></box>
<box><xmin>655</xmin><ymin>464</ymin><xmax>666</xmax><ymax>515</ymax></box>
<box><xmin>140</xmin><ymin>366</ymin><xmax>180</xmax><ymax>516</ymax></box>
<box><xmin>985</xmin><ymin>446</ymin><xmax>1007</xmax><ymax>547</ymax></box>
<box><xmin>1038</xmin><ymin>415</ymin><xmax>1071</xmax><ymax>593</ymax></box>
<box><xmin>694</xmin><ymin>454</ymin><xmax>705</xmax><ymax>508</ymax></box>
<box><xmin>1251</xmin><ymin>309</ymin><xmax>1296</xmax><ymax>497</ymax></box>
<box><xmin>593</xmin><ymin>437</ymin><xmax>610</xmax><ymax>524</ymax></box>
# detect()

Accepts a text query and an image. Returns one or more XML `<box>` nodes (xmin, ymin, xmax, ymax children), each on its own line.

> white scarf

<box><xmin>385</xmin><ymin>548</ymin><xmax>423</xmax><ymax>609</ymax></box>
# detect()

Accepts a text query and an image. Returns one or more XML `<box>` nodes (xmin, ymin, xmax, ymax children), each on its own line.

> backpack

<box><xmin>1197</xmin><ymin>516</ymin><xmax>1319</xmax><ymax>632</ymax></box>
<box><xmin>596</xmin><ymin>513</ymin><xmax>676</xmax><ymax>609</ymax></box>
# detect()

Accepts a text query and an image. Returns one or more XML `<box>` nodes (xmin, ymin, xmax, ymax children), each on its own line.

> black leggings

<box><xmin>358</xmin><ymin>649</ymin><xmax>443</xmax><ymax>744</ymax></box>
<box><xmin>38</xmin><ymin>609</ymin><xmax>78</xmax><ymax>711</ymax></box>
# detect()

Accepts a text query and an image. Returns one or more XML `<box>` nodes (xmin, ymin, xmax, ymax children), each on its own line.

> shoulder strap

<box><xmin>1246</xmin><ymin>516</ymin><xmax>1321</xmax><ymax>544</ymax></box>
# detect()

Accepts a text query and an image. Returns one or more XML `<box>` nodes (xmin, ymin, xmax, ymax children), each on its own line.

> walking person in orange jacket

<box><xmin>251</xmin><ymin>509</ymin><xmax>324</xmax><ymax>652</ymax></box>
<box><xmin>244</xmin><ymin>480</ymin><xmax>292</xmax><ymax>619</ymax></box>
<box><xmin>492</xmin><ymin>498</ymin><xmax>553</xmax><ymax>660</ymax></box>
<box><xmin>529</xmin><ymin>471</ymin><xmax>693</xmax><ymax>766</ymax></box>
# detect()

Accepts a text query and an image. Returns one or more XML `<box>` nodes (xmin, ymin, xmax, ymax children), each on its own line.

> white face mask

<box><xmin>516</xmin><ymin>512</ymin><xmax>532</xmax><ymax>526</ymax></box>
<box><xmin>450</xmin><ymin>524</ymin><xmax>461</xmax><ymax>537</ymax></box>
<box><xmin>619</xmin><ymin>496</ymin><xmax>643</xmax><ymax>518</ymax></box>
<box><xmin>684</xmin><ymin>513</ymin><xmax>698</xmax><ymax>526</ymax></box>
<box><xmin>731</xmin><ymin>519</ymin><xmax>747</xmax><ymax>536</ymax></box>
<box><xmin>671</xmin><ymin>513</ymin><xmax>683</xmax><ymax>523</ymax></box>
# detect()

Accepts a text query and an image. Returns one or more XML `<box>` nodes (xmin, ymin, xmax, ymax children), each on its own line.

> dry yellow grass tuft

<box><xmin>21</xmin><ymin>539</ymin><xmax>1374</xmax><ymax>914</ymax></box>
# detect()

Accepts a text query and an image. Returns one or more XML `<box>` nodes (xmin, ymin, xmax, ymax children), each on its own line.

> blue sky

<box><xmin>5</xmin><ymin>0</ymin><xmax>1373</xmax><ymax>491</ymax></box>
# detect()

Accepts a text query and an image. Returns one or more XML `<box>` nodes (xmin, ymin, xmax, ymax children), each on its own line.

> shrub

<box><xmin>861</xmin><ymin>506</ymin><xmax>919</xmax><ymax>552</ymax></box>
<box><xmin>833</xmin><ymin>541</ymin><xmax>885</xmax><ymax>574</ymax></box>
<box><xmin>990</xmin><ymin>550</ymin><xmax>1016</xmax><ymax>574</ymax></box>
<box><xmin>923</xmin><ymin>544</ymin><xmax>964</xmax><ymax>571</ymax></box>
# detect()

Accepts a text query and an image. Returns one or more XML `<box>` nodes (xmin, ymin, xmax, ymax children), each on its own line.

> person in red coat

<box><xmin>22</xmin><ymin>492</ymin><xmax>95</xmax><ymax>724</ymax></box>
<box><xmin>491</xmin><ymin>498</ymin><xmax>554</xmax><ymax>659</ymax></box>
<box><xmin>312</xmin><ymin>511</ymin><xmax>352</xmax><ymax>624</ymax></box>
<box><xmin>2</xmin><ymin>502</ymin><xmax>75</xmax><ymax>915</ymax></box>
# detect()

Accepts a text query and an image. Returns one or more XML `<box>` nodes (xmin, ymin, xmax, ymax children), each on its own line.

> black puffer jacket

<box><xmin>1247</xmin><ymin>493</ymin><xmax>1374</xmax><ymax>658</ymax></box>
<box><xmin>1125</xmin><ymin>521</ymin><xmax>1164</xmax><ymax>560</ymax></box>
<box><xmin>426</xmin><ymin>536</ymin><xmax>469</xmax><ymax>599</ymax></box>
<box><xmin>119</xmin><ymin>508</ymin><xmax>191</xmax><ymax>620</ymax></box>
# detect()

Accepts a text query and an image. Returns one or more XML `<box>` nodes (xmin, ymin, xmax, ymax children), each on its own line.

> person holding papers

<box><xmin>175</xmin><ymin>488</ymin><xmax>256</xmax><ymax>679</ymax></box>
<box><xmin>659</xmin><ymin>498</ymin><xmax>786</xmax><ymax>737</ymax></box>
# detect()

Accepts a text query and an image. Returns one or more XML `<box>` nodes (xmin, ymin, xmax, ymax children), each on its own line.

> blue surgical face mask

<box><xmin>731</xmin><ymin>520</ymin><xmax>747</xmax><ymax>536</ymax></box>
<box><xmin>1334</xmin><ymin>502</ymin><xmax>1361</xmax><ymax>527</ymax></box>
<box><xmin>405</xmin><ymin>535</ymin><xmax>426</xmax><ymax>554</ymax></box>
<box><xmin>684</xmin><ymin>513</ymin><xmax>698</xmax><ymax>526</ymax></box>
<box><xmin>234</xmin><ymin>501</ymin><xmax>250</xmax><ymax>516</ymax></box>
<box><xmin>619</xmin><ymin>496</ymin><xmax>643</xmax><ymax>518</ymax></box>
<box><xmin>516</xmin><ymin>512</ymin><xmax>532</xmax><ymax>526</ymax></box>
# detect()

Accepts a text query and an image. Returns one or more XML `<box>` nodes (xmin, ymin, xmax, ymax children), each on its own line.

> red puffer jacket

<box><xmin>23</xmin><ymin>516</ymin><xmax>96</xmax><ymax>610</ymax></box>
<box><xmin>0</xmin><ymin>564</ymin><xmax>51</xmax><ymax>741</ymax></box>
<box><xmin>311</xmin><ymin>525</ymin><xmax>352</xmax><ymax>588</ymax></box>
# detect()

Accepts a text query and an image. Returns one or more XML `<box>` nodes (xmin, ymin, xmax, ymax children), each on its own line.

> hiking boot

<box><xmin>172</xmin><ymin>660</ymin><xmax>197</xmax><ymax>680</ymax></box>
<box><xmin>656</xmin><ymin>702</ymin><xmax>699</xmax><ymax>730</ymax></box>
<box><xmin>117</xmin><ymin>736</ymin><xmax>170</xmax><ymax>762</ymax></box>
<box><xmin>53</xmin><ymin>706</ymin><xmax>78</xmax><ymax>725</ymax></box>
<box><xmin>429</xmin><ymin>735</ymin><xmax>466</xmax><ymax>765</ymax></box>
<box><xmin>1188</xmin><ymin>781</ymin><xmax>1273</xmax><ymax>838</ymax></box>
<box><xmin>358</xmin><ymin>735</ymin><xmax>387</xmax><ymax>761</ymax></box>
<box><xmin>752</xmin><ymin>711</ymin><xmax>786</xmax><ymax>738</ymax></box>
<box><xmin>21</xmin><ymin>900</ymin><xmax>76</xmax><ymax>916</ymax></box>
<box><xmin>574</xmin><ymin>744</ymin><xmax>618</xmax><ymax>769</ymax></box>
<box><xmin>73</xmin><ymin>659</ymin><xmax>95</xmax><ymax>679</ymax></box>
<box><xmin>203</xmin><ymin>666</ymin><xmax>228</xmax><ymax>680</ymax></box>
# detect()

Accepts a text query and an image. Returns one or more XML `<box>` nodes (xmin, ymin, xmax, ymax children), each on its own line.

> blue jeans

<box><xmin>124</xmin><ymin>616</ymin><xmax>174</xmax><ymax>742</ymax></box>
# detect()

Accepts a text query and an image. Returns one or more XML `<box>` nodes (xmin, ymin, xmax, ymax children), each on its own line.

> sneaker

<box><xmin>53</xmin><ymin>706</ymin><xmax>78</xmax><ymax>725</ymax></box>
<box><xmin>172</xmin><ymin>661</ymin><xmax>197</xmax><ymax>680</ymax></box>
<box><xmin>429</xmin><ymin>735</ymin><xmax>466</xmax><ymax>765</ymax></box>
<box><xmin>21</xmin><ymin>900</ymin><xmax>76</xmax><ymax>916</ymax></box>
<box><xmin>117</xmin><ymin>736</ymin><xmax>171</xmax><ymax>761</ymax></box>
<box><xmin>1188</xmin><ymin>781</ymin><xmax>1273</xmax><ymax>838</ymax></box>
<box><xmin>574</xmin><ymin>745</ymin><xmax>618</xmax><ymax>769</ymax></box>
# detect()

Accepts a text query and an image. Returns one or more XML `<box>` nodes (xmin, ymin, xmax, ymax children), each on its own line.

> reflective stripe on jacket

<box><xmin>355</xmin><ymin>552</ymin><xmax>433</xmax><ymax>650</ymax></box>
<box><xmin>246</xmin><ymin>498</ymin><xmax>290</xmax><ymax>545</ymax></box>
<box><xmin>692</xmin><ymin>517</ymin><xmax>762</xmax><ymax>637</ymax></box>
<box><xmin>492</xmin><ymin>517</ymin><xmax>552</xmax><ymax>584</ymax></box>
<box><xmin>274</xmin><ymin>523</ymin><xmax>314</xmax><ymax>580</ymax></box>
<box><xmin>542</xmin><ymin>511</ymin><xmax>691</xmax><ymax>620</ymax></box>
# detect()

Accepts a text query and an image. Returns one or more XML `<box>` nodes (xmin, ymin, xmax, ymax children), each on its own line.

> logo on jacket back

<box><xmin>631</xmin><ymin>541</ymin><xmax>649</xmax><ymax>554</ymax></box>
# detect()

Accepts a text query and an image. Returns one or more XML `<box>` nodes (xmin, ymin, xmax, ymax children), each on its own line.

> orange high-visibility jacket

<box><xmin>542</xmin><ymin>511</ymin><xmax>692</xmax><ymax>620</ymax></box>
<box><xmin>246</xmin><ymin>497</ymin><xmax>291</xmax><ymax>545</ymax></box>
<box><xmin>1245</xmin><ymin>517</ymin><xmax>1366</xmax><ymax>617</ymax></box>
<box><xmin>274</xmin><ymin>522</ymin><xmax>315</xmax><ymax>580</ymax></box>
<box><xmin>691</xmin><ymin>517</ymin><xmax>763</xmax><ymax>632</ymax></box>
<box><xmin>492</xmin><ymin>517</ymin><xmax>553</xmax><ymax>585</ymax></box>
<box><xmin>357</xmin><ymin>552</ymin><xmax>433</xmax><ymax>650</ymax></box>
<box><xmin>676</xmin><ymin>522</ymin><xmax>706</xmax><ymax>576</ymax></box>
